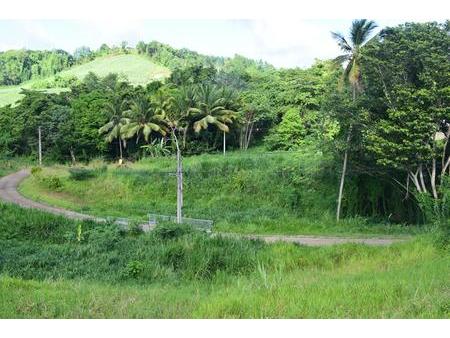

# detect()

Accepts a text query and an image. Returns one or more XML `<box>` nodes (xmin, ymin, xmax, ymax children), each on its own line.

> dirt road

<box><xmin>0</xmin><ymin>170</ymin><xmax>407</xmax><ymax>246</ymax></box>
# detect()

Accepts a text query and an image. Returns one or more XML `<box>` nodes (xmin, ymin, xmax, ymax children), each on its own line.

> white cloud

<box><xmin>245</xmin><ymin>20</ymin><xmax>342</xmax><ymax>68</ymax></box>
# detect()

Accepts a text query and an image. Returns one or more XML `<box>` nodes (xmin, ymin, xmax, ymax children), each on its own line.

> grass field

<box><xmin>19</xmin><ymin>149</ymin><xmax>423</xmax><ymax>236</ymax></box>
<box><xmin>0</xmin><ymin>203</ymin><xmax>448</xmax><ymax>318</ymax></box>
<box><xmin>0</xmin><ymin>53</ymin><xmax>170</xmax><ymax>107</ymax></box>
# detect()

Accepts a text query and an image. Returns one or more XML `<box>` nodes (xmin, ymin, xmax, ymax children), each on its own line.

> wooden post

<box><xmin>38</xmin><ymin>126</ymin><xmax>42</xmax><ymax>166</ymax></box>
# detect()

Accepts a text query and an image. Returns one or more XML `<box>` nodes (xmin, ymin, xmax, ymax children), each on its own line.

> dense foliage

<box><xmin>0</xmin><ymin>49</ymin><xmax>73</xmax><ymax>85</ymax></box>
<box><xmin>0</xmin><ymin>20</ymin><xmax>449</xmax><ymax>225</ymax></box>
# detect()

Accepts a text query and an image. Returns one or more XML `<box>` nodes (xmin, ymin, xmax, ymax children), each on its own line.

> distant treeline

<box><xmin>0</xmin><ymin>49</ymin><xmax>73</xmax><ymax>85</ymax></box>
<box><xmin>0</xmin><ymin>40</ymin><xmax>273</xmax><ymax>86</ymax></box>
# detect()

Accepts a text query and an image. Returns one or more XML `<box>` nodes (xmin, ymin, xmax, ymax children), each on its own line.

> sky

<box><xmin>0</xmin><ymin>19</ymin><xmax>413</xmax><ymax>68</ymax></box>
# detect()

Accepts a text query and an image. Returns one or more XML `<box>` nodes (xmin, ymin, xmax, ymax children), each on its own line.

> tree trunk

<box><xmin>223</xmin><ymin>131</ymin><xmax>226</xmax><ymax>155</ymax></box>
<box><xmin>182</xmin><ymin>127</ymin><xmax>187</xmax><ymax>149</ymax></box>
<box><xmin>409</xmin><ymin>169</ymin><xmax>423</xmax><ymax>193</ymax></box>
<box><xmin>336</xmin><ymin>129</ymin><xmax>352</xmax><ymax>221</ymax></box>
<box><xmin>419</xmin><ymin>164</ymin><xmax>428</xmax><ymax>194</ymax></box>
<box><xmin>69</xmin><ymin>147</ymin><xmax>76</xmax><ymax>165</ymax></box>
<box><xmin>431</xmin><ymin>158</ymin><xmax>438</xmax><ymax>199</ymax></box>
<box><xmin>245</xmin><ymin>121</ymin><xmax>255</xmax><ymax>150</ymax></box>
<box><xmin>118</xmin><ymin>138</ymin><xmax>123</xmax><ymax>160</ymax></box>
<box><xmin>337</xmin><ymin>86</ymin><xmax>357</xmax><ymax>222</ymax></box>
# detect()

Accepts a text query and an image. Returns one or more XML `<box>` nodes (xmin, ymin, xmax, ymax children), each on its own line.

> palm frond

<box><xmin>350</xmin><ymin>19</ymin><xmax>378</xmax><ymax>46</ymax></box>
<box><xmin>333</xmin><ymin>54</ymin><xmax>350</xmax><ymax>65</ymax></box>
<box><xmin>331</xmin><ymin>32</ymin><xmax>352</xmax><ymax>52</ymax></box>
<box><xmin>98</xmin><ymin>121</ymin><xmax>114</xmax><ymax>134</ymax></box>
<box><xmin>213</xmin><ymin>121</ymin><xmax>229</xmax><ymax>133</ymax></box>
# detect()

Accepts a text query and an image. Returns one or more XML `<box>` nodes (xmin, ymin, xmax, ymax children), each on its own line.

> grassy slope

<box><xmin>19</xmin><ymin>149</ymin><xmax>422</xmax><ymax>236</ymax></box>
<box><xmin>59</xmin><ymin>54</ymin><xmax>170</xmax><ymax>86</ymax></box>
<box><xmin>0</xmin><ymin>203</ymin><xmax>448</xmax><ymax>318</ymax></box>
<box><xmin>0</xmin><ymin>85</ymin><xmax>67</xmax><ymax>108</ymax></box>
<box><xmin>0</xmin><ymin>54</ymin><xmax>170</xmax><ymax>107</ymax></box>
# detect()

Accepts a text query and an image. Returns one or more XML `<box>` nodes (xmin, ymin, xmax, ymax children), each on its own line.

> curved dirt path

<box><xmin>0</xmin><ymin>170</ymin><xmax>407</xmax><ymax>246</ymax></box>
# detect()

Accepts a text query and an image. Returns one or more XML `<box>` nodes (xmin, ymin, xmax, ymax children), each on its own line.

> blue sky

<box><xmin>0</xmin><ymin>19</ymin><xmax>408</xmax><ymax>68</ymax></box>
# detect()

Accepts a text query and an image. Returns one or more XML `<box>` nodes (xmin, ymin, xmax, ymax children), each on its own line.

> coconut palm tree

<box><xmin>98</xmin><ymin>96</ymin><xmax>129</xmax><ymax>161</ymax></box>
<box><xmin>189</xmin><ymin>84</ymin><xmax>237</xmax><ymax>154</ymax></box>
<box><xmin>172</xmin><ymin>85</ymin><xmax>197</xmax><ymax>149</ymax></box>
<box><xmin>332</xmin><ymin>19</ymin><xmax>378</xmax><ymax>221</ymax></box>
<box><xmin>121</xmin><ymin>95</ymin><xmax>167</xmax><ymax>144</ymax></box>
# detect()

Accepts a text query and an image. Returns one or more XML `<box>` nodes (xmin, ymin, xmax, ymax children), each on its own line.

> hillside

<box><xmin>0</xmin><ymin>54</ymin><xmax>170</xmax><ymax>107</ymax></box>
<box><xmin>18</xmin><ymin>149</ymin><xmax>420</xmax><ymax>236</ymax></box>
<box><xmin>59</xmin><ymin>54</ymin><xmax>170</xmax><ymax>85</ymax></box>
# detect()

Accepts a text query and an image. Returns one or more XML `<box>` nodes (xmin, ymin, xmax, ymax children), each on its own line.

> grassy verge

<box><xmin>0</xmin><ymin>203</ymin><xmax>448</xmax><ymax>318</ymax></box>
<box><xmin>19</xmin><ymin>151</ymin><xmax>423</xmax><ymax>237</ymax></box>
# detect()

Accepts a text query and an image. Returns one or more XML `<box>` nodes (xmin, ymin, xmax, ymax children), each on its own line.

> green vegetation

<box><xmin>0</xmin><ymin>54</ymin><xmax>169</xmax><ymax>108</ymax></box>
<box><xmin>59</xmin><ymin>54</ymin><xmax>170</xmax><ymax>86</ymax></box>
<box><xmin>0</xmin><ymin>84</ymin><xmax>68</xmax><ymax>108</ymax></box>
<box><xmin>0</xmin><ymin>203</ymin><xmax>448</xmax><ymax>318</ymax></box>
<box><xmin>0</xmin><ymin>20</ymin><xmax>449</xmax><ymax>318</ymax></box>
<box><xmin>19</xmin><ymin>150</ymin><xmax>422</xmax><ymax>236</ymax></box>
<box><xmin>0</xmin><ymin>157</ymin><xmax>33</xmax><ymax>177</ymax></box>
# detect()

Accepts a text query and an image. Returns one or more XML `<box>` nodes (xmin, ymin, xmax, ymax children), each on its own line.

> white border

<box><xmin>0</xmin><ymin>0</ymin><xmax>448</xmax><ymax>20</ymax></box>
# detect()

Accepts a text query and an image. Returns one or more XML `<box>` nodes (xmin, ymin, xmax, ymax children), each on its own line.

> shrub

<box><xmin>122</xmin><ymin>260</ymin><xmax>145</xmax><ymax>278</ymax></box>
<box><xmin>68</xmin><ymin>167</ymin><xmax>105</xmax><ymax>181</ymax></box>
<box><xmin>40</xmin><ymin>175</ymin><xmax>63</xmax><ymax>190</ymax></box>
<box><xmin>30</xmin><ymin>166</ymin><xmax>42</xmax><ymax>176</ymax></box>
<box><xmin>153</xmin><ymin>223</ymin><xmax>193</xmax><ymax>240</ymax></box>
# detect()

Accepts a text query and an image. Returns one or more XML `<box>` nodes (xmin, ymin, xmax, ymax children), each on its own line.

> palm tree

<box><xmin>189</xmin><ymin>84</ymin><xmax>237</xmax><ymax>154</ymax></box>
<box><xmin>172</xmin><ymin>85</ymin><xmax>197</xmax><ymax>149</ymax></box>
<box><xmin>98</xmin><ymin>96</ymin><xmax>128</xmax><ymax>161</ymax></box>
<box><xmin>332</xmin><ymin>19</ymin><xmax>377</xmax><ymax>221</ymax></box>
<box><xmin>121</xmin><ymin>95</ymin><xmax>167</xmax><ymax>144</ymax></box>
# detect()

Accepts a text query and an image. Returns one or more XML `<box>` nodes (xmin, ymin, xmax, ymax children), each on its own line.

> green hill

<box><xmin>0</xmin><ymin>54</ymin><xmax>170</xmax><ymax>107</ymax></box>
<box><xmin>59</xmin><ymin>54</ymin><xmax>170</xmax><ymax>85</ymax></box>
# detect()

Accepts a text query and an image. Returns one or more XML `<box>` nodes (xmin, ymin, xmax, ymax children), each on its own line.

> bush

<box><xmin>68</xmin><ymin>166</ymin><xmax>106</xmax><ymax>181</ymax></box>
<box><xmin>40</xmin><ymin>175</ymin><xmax>63</xmax><ymax>190</ymax></box>
<box><xmin>122</xmin><ymin>260</ymin><xmax>145</xmax><ymax>278</ymax></box>
<box><xmin>152</xmin><ymin>223</ymin><xmax>193</xmax><ymax>240</ymax></box>
<box><xmin>30</xmin><ymin>166</ymin><xmax>42</xmax><ymax>176</ymax></box>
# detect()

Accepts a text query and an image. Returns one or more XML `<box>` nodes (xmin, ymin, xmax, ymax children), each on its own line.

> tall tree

<box><xmin>98</xmin><ymin>97</ymin><xmax>128</xmax><ymax>161</ymax></box>
<box><xmin>331</xmin><ymin>19</ymin><xmax>378</xmax><ymax>221</ymax></box>
<box><xmin>363</xmin><ymin>22</ymin><xmax>450</xmax><ymax>206</ymax></box>
<box><xmin>121</xmin><ymin>95</ymin><xmax>167</xmax><ymax>144</ymax></box>
<box><xmin>189</xmin><ymin>84</ymin><xmax>237</xmax><ymax>154</ymax></box>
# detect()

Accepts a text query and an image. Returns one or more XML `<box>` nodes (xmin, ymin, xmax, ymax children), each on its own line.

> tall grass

<box><xmin>19</xmin><ymin>148</ymin><xmax>422</xmax><ymax>235</ymax></box>
<box><xmin>0</xmin><ymin>204</ymin><xmax>448</xmax><ymax>318</ymax></box>
<box><xmin>0</xmin><ymin>156</ymin><xmax>34</xmax><ymax>177</ymax></box>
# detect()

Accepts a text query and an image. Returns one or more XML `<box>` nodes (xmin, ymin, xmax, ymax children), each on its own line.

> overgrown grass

<box><xmin>19</xmin><ymin>148</ymin><xmax>422</xmax><ymax>236</ymax></box>
<box><xmin>0</xmin><ymin>204</ymin><xmax>448</xmax><ymax>318</ymax></box>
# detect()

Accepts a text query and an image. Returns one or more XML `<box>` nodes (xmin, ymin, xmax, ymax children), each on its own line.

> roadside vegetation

<box><xmin>0</xmin><ymin>20</ymin><xmax>449</xmax><ymax>318</ymax></box>
<box><xmin>19</xmin><ymin>150</ymin><xmax>424</xmax><ymax>236</ymax></box>
<box><xmin>0</xmin><ymin>203</ymin><xmax>448</xmax><ymax>318</ymax></box>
